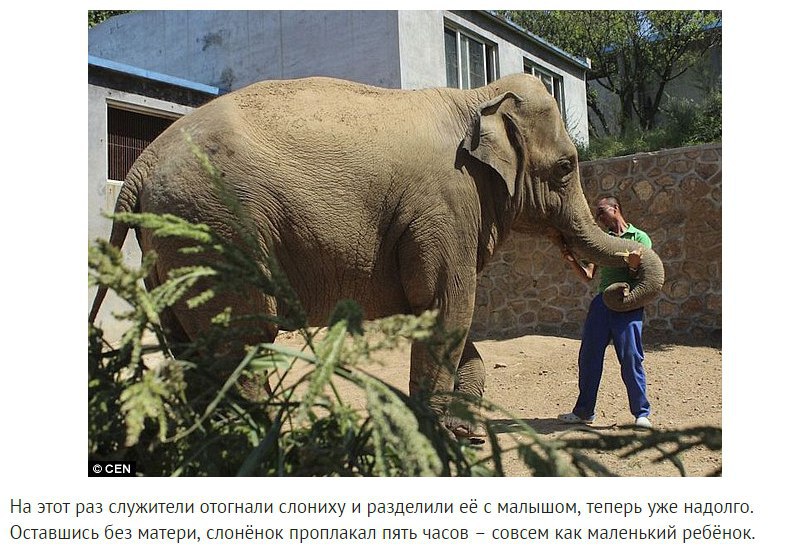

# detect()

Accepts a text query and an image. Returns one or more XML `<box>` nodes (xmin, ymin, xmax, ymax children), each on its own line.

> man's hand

<box><xmin>626</xmin><ymin>249</ymin><xmax>642</xmax><ymax>272</ymax></box>
<box><xmin>561</xmin><ymin>246</ymin><xmax>576</xmax><ymax>263</ymax></box>
<box><xmin>553</xmin><ymin>235</ymin><xmax>595</xmax><ymax>283</ymax></box>
<box><xmin>553</xmin><ymin>234</ymin><xmax>577</xmax><ymax>262</ymax></box>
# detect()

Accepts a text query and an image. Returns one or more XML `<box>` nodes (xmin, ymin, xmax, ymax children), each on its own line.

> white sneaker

<box><xmin>635</xmin><ymin>416</ymin><xmax>653</xmax><ymax>429</ymax></box>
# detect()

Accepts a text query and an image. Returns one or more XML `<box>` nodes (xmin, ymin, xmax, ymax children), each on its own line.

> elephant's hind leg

<box><xmin>166</xmin><ymin>280</ymin><xmax>279</xmax><ymax>351</ymax></box>
<box><xmin>147</xmin><ymin>246</ymin><xmax>281</xmax><ymax>398</ymax></box>
<box><xmin>145</xmin><ymin>266</ymin><xmax>192</xmax><ymax>346</ymax></box>
<box><xmin>174</xmin><ymin>283</ymin><xmax>280</xmax><ymax>401</ymax></box>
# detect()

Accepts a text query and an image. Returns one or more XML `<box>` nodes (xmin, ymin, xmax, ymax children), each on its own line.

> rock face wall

<box><xmin>471</xmin><ymin>144</ymin><xmax>721</xmax><ymax>345</ymax></box>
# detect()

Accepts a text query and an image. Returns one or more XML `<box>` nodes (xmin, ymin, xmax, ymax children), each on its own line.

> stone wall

<box><xmin>470</xmin><ymin>144</ymin><xmax>722</xmax><ymax>345</ymax></box>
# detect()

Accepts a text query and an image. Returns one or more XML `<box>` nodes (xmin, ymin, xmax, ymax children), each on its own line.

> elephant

<box><xmin>89</xmin><ymin>73</ymin><xmax>664</xmax><ymax>439</ymax></box>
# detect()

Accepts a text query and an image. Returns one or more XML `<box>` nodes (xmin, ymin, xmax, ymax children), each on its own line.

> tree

<box><xmin>499</xmin><ymin>10</ymin><xmax>721</xmax><ymax>137</ymax></box>
<box><xmin>88</xmin><ymin>10</ymin><xmax>131</xmax><ymax>28</ymax></box>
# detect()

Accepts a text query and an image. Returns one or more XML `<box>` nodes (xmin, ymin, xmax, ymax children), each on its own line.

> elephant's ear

<box><xmin>463</xmin><ymin>91</ymin><xmax>526</xmax><ymax>197</ymax></box>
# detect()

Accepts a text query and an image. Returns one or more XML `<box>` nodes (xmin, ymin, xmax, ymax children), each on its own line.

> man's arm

<box><xmin>560</xmin><ymin>246</ymin><xmax>595</xmax><ymax>283</ymax></box>
<box><xmin>625</xmin><ymin>230</ymin><xmax>650</xmax><ymax>278</ymax></box>
<box><xmin>551</xmin><ymin>234</ymin><xmax>594</xmax><ymax>283</ymax></box>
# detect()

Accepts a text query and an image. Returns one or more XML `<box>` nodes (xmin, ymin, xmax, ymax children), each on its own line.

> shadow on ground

<box><xmin>487</xmin><ymin>417</ymin><xmax>620</xmax><ymax>436</ymax></box>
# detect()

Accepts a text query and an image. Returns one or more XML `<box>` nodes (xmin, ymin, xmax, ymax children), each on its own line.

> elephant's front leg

<box><xmin>398</xmin><ymin>224</ymin><xmax>480</xmax><ymax>438</ymax></box>
<box><xmin>409</xmin><ymin>335</ymin><xmax>486</xmax><ymax>442</ymax></box>
<box><xmin>455</xmin><ymin>339</ymin><xmax>485</xmax><ymax>397</ymax></box>
<box><xmin>408</xmin><ymin>339</ymin><xmax>460</xmax><ymax>414</ymax></box>
<box><xmin>405</xmin><ymin>280</ymin><xmax>480</xmax><ymax>439</ymax></box>
<box><xmin>448</xmin><ymin>339</ymin><xmax>486</xmax><ymax>441</ymax></box>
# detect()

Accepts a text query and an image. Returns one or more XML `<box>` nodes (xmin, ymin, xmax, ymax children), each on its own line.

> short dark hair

<box><xmin>596</xmin><ymin>194</ymin><xmax>622</xmax><ymax>213</ymax></box>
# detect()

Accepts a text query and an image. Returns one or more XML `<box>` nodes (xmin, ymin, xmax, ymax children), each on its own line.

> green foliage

<box><xmin>88</xmin><ymin>11</ymin><xmax>132</xmax><ymax>28</ymax></box>
<box><xmin>88</xmin><ymin>146</ymin><xmax>721</xmax><ymax>476</ymax></box>
<box><xmin>682</xmin><ymin>89</ymin><xmax>722</xmax><ymax>144</ymax></box>
<box><xmin>577</xmin><ymin>90</ymin><xmax>721</xmax><ymax>160</ymax></box>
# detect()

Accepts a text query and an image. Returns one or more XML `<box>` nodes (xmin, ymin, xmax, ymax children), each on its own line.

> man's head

<box><xmin>594</xmin><ymin>195</ymin><xmax>626</xmax><ymax>232</ymax></box>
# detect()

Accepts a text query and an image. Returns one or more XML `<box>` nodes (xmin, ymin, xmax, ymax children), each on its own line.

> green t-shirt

<box><xmin>598</xmin><ymin>223</ymin><xmax>652</xmax><ymax>293</ymax></box>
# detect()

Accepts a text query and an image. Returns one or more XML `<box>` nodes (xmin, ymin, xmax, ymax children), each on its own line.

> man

<box><xmin>557</xmin><ymin>195</ymin><xmax>654</xmax><ymax>429</ymax></box>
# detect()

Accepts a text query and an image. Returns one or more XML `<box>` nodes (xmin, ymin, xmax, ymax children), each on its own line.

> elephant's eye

<box><xmin>555</xmin><ymin>158</ymin><xmax>574</xmax><ymax>185</ymax></box>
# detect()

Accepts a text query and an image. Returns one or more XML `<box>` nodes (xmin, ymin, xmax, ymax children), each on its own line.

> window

<box><xmin>107</xmin><ymin>106</ymin><xmax>175</xmax><ymax>181</ymax></box>
<box><xmin>524</xmin><ymin>61</ymin><xmax>566</xmax><ymax>121</ymax></box>
<box><xmin>444</xmin><ymin>26</ymin><xmax>498</xmax><ymax>89</ymax></box>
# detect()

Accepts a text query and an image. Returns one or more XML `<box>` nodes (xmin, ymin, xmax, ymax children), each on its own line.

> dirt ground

<box><xmin>276</xmin><ymin>330</ymin><xmax>722</xmax><ymax>477</ymax></box>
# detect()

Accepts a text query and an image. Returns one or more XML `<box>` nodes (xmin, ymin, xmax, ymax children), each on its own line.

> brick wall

<box><xmin>470</xmin><ymin>144</ymin><xmax>722</xmax><ymax>345</ymax></box>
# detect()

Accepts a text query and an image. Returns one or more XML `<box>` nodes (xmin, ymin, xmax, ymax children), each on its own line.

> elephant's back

<box><xmin>230</xmin><ymin>76</ymin><xmax>413</xmax><ymax>121</ymax></box>
<box><xmin>182</xmin><ymin>77</ymin><xmax>464</xmax><ymax>216</ymax></box>
<box><xmin>224</xmin><ymin>77</ymin><xmax>447</xmax><ymax>153</ymax></box>
<box><xmin>146</xmin><ymin>76</ymin><xmax>468</xmax><ymax>175</ymax></box>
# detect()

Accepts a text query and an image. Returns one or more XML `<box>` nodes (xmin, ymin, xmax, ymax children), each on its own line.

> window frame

<box><xmin>444</xmin><ymin>24</ymin><xmax>498</xmax><ymax>89</ymax></box>
<box><xmin>523</xmin><ymin>60</ymin><xmax>566</xmax><ymax>122</ymax></box>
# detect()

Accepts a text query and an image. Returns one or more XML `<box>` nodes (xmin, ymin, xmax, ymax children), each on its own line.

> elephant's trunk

<box><xmin>560</xmin><ymin>189</ymin><xmax>664</xmax><ymax>312</ymax></box>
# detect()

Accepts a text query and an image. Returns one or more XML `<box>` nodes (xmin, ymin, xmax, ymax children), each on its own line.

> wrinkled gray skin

<box><xmin>90</xmin><ymin>74</ymin><xmax>664</xmax><ymax>438</ymax></box>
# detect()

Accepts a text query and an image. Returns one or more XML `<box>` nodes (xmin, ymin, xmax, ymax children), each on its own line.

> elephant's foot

<box><xmin>235</xmin><ymin>372</ymin><xmax>271</xmax><ymax>403</ymax></box>
<box><xmin>443</xmin><ymin>415</ymin><xmax>486</xmax><ymax>445</ymax></box>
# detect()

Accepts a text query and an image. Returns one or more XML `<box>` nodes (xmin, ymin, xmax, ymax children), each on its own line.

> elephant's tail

<box><xmin>88</xmin><ymin>175</ymin><xmax>142</xmax><ymax>324</ymax></box>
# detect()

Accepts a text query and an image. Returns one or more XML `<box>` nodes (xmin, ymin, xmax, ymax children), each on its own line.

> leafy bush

<box><xmin>578</xmin><ymin>91</ymin><xmax>721</xmax><ymax>161</ymax></box>
<box><xmin>686</xmin><ymin>90</ymin><xmax>722</xmax><ymax>144</ymax></box>
<box><xmin>89</xmin><ymin>215</ymin><xmax>462</xmax><ymax>476</ymax></box>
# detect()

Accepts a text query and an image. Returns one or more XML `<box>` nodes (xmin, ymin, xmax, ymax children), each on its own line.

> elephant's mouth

<box><xmin>545</xmin><ymin>228</ymin><xmax>571</xmax><ymax>255</ymax></box>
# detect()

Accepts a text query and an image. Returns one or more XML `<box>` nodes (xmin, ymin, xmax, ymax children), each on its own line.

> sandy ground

<box><xmin>276</xmin><ymin>330</ymin><xmax>722</xmax><ymax>477</ymax></box>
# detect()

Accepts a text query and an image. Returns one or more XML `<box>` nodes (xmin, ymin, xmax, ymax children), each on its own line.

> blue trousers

<box><xmin>573</xmin><ymin>294</ymin><xmax>651</xmax><ymax>419</ymax></box>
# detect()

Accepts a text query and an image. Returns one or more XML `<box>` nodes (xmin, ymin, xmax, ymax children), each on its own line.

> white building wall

<box><xmin>89</xmin><ymin>10</ymin><xmax>403</xmax><ymax>90</ymax></box>
<box><xmin>397</xmin><ymin>11</ymin><xmax>446</xmax><ymax>90</ymax></box>
<box><xmin>559</xmin><ymin>71</ymin><xmax>589</xmax><ymax>146</ymax></box>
